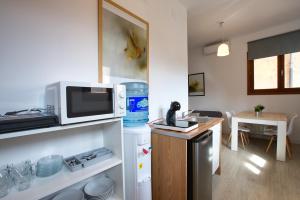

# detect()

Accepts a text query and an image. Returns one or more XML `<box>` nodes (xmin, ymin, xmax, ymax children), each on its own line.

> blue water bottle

<box><xmin>121</xmin><ymin>82</ymin><xmax>149</xmax><ymax>127</ymax></box>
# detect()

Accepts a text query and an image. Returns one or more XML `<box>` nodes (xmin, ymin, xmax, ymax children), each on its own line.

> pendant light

<box><xmin>217</xmin><ymin>22</ymin><xmax>230</xmax><ymax>57</ymax></box>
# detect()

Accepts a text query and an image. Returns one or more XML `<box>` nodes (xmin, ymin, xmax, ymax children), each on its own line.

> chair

<box><xmin>191</xmin><ymin>110</ymin><xmax>223</xmax><ymax>118</ymax></box>
<box><xmin>265</xmin><ymin>113</ymin><xmax>298</xmax><ymax>159</ymax></box>
<box><xmin>226</xmin><ymin>111</ymin><xmax>251</xmax><ymax>149</ymax></box>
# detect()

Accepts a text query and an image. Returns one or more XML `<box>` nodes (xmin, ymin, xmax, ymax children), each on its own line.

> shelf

<box><xmin>0</xmin><ymin>118</ymin><xmax>121</xmax><ymax>140</ymax></box>
<box><xmin>2</xmin><ymin>157</ymin><xmax>122</xmax><ymax>200</ymax></box>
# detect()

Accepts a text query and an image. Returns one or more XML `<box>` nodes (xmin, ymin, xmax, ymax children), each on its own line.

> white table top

<box><xmin>235</xmin><ymin>111</ymin><xmax>287</xmax><ymax>122</ymax></box>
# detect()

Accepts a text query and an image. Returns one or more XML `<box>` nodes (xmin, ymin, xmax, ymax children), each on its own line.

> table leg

<box><xmin>231</xmin><ymin>117</ymin><xmax>238</xmax><ymax>151</ymax></box>
<box><xmin>277</xmin><ymin>121</ymin><xmax>287</xmax><ymax>161</ymax></box>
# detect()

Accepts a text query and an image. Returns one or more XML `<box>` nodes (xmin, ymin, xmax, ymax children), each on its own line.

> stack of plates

<box><xmin>84</xmin><ymin>176</ymin><xmax>114</xmax><ymax>200</ymax></box>
<box><xmin>52</xmin><ymin>189</ymin><xmax>84</xmax><ymax>200</ymax></box>
<box><xmin>36</xmin><ymin>155</ymin><xmax>63</xmax><ymax>177</ymax></box>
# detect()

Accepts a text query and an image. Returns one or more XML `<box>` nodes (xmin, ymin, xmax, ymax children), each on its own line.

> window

<box><xmin>285</xmin><ymin>52</ymin><xmax>300</xmax><ymax>88</ymax></box>
<box><xmin>247</xmin><ymin>29</ymin><xmax>300</xmax><ymax>95</ymax></box>
<box><xmin>254</xmin><ymin>56</ymin><xmax>278</xmax><ymax>90</ymax></box>
<box><xmin>248</xmin><ymin>52</ymin><xmax>300</xmax><ymax>95</ymax></box>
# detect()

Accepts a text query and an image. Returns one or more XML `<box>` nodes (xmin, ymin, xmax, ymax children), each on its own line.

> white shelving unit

<box><xmin>0</xmin><ymin>118</ymin><xmax>125</xmax><ymax>200</ymax></box>
<box><xmin>2</xmin><ymin>157</ymin><xmax>121</xmax><ymax>200</ymax></box>
<box><xmin>0</xmin><ymin>118</ymin><xmax>121</xmax><ymax>140</ymax></box>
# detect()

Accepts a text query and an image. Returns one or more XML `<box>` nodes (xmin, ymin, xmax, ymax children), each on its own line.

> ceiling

<box><xmin>178</xmin><ymin>0</ymin><xmax>300</xmax><ymax>48</ymax></box>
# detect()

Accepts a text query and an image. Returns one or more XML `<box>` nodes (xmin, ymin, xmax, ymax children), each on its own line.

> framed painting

<box><xmin>188</xmin><ymin>73</ymin><xmax>205</xmax><ymax>96</ymax></box>
<box><xmin>99</xmin><ymin>0</ymin><xmax>149</xmax><ymax>83</ymax></box>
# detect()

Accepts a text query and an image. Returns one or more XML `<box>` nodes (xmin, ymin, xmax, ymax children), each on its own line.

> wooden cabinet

<box><xmin>151</xmin><ymin>120</ymin><xmax>223</xmax><ymax>200</ymax></box>
<box><xmin>152</xmin><ymin>134</ymin><xmax>187</xmax><ymax>200</ymax></box>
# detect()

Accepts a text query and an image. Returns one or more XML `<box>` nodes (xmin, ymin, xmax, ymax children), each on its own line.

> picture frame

<box><xmin>188</xmin><ymin>73</ymin><xmax>205</xmax><ymax>96</ymax></box>
<box><xmin>98</xmin><ymin>0</ymin><xmax>149</xmax><ymax>83</ymax></box>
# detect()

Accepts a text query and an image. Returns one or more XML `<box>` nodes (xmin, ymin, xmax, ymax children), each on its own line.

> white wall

<box><xmin>189</xmin><ymin>19</ymin><xmax>300</xmax><ymax>143</ymax></box>
<box><xmin>0</xmin><ymin>0</ymin><xmax>188</xmax><ymax>121</ymax></box>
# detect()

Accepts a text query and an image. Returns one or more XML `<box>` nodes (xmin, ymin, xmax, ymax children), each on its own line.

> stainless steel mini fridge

<box><xmin>188</xmin><ymin>130</ymin><xmax>212</xmax><ymax>200</ymax></box>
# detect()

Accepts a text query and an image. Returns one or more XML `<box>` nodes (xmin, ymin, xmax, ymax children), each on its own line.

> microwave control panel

<box><xmin>115</xmin><ymin>84</ymin><xmax>126</xmax><ymax>117</ymax></box>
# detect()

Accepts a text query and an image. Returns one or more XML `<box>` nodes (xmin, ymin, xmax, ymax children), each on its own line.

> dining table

<box><xmin>231</xmin><ymin>111</ymin><xmax>288</xmax><ymax>161</ymax></box>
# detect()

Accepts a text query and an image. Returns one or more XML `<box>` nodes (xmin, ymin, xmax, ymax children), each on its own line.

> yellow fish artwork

<box><xmin>124</xmin><ymin>30</ymin><xmax>145</xmax><ymax>61</ymax></box>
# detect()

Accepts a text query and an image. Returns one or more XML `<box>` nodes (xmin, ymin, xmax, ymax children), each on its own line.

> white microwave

<box><xmin>46</xmin><ymin>81</ymin><xmax>126</xmax><ymax>125</ymax></box>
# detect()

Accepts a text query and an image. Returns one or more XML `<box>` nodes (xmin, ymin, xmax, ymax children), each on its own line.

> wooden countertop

<box><xmin>151</xmin><ymin>118</ymin><xmax>224</xmax><ymax>140</ymax></box>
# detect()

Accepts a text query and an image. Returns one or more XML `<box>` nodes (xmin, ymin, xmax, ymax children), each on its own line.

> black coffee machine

<box><xmin>166</xmin><ymin>101</ymin><xmax>181</xmax><ymax>126</ymax></box>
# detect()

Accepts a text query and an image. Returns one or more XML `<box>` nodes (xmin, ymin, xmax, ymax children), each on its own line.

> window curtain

<box><xmin>248</xmin><ymin>29</ymin><xmax>300</xmax><ymax>60</ymax></box>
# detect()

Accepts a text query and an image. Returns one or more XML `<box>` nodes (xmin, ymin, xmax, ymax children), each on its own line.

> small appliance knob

<box><xmin>118</xmin><ymin>91</ymin><xmax>125</xmax><ymax>98</ymax></box>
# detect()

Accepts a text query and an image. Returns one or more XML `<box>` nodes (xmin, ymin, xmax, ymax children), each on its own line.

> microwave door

<box><xmin>66</xmin><ymin>86</ymin><xmax>114</xmax><ymax>118</ymax></box>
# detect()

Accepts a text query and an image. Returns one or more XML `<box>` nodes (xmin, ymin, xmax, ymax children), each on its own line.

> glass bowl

<box><xmin>36</xmin><ymin>155</ymin><xmax>63</xmax><ymax>177</ymax></box>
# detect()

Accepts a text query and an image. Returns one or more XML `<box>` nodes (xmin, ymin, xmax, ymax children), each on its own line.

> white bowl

<box><xmin>52</xmin><ymin>189</ymin><xmax>84</xmax><ymax>200</ymax></box>
<box><xmin>84</xmin><ymin>176</ymin><xmax>114</xmax><ymax>197</ymax></box>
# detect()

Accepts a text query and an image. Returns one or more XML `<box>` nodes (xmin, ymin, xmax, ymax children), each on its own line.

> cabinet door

<box><xmin>151</xmin><ymin>133</ymin><xmax>187</xmax><ymax>200</ymax></box>
<box><xmin>210</xmin><ymin>123</ymin><xmax>221</xmax><ymax>175</ymax></box>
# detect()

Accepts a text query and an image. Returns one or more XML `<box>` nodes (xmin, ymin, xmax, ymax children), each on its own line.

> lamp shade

<box><xmin>217</xmin><ymin>43</ymin><xmax>230</xmax><ymax>57</ymax></box>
